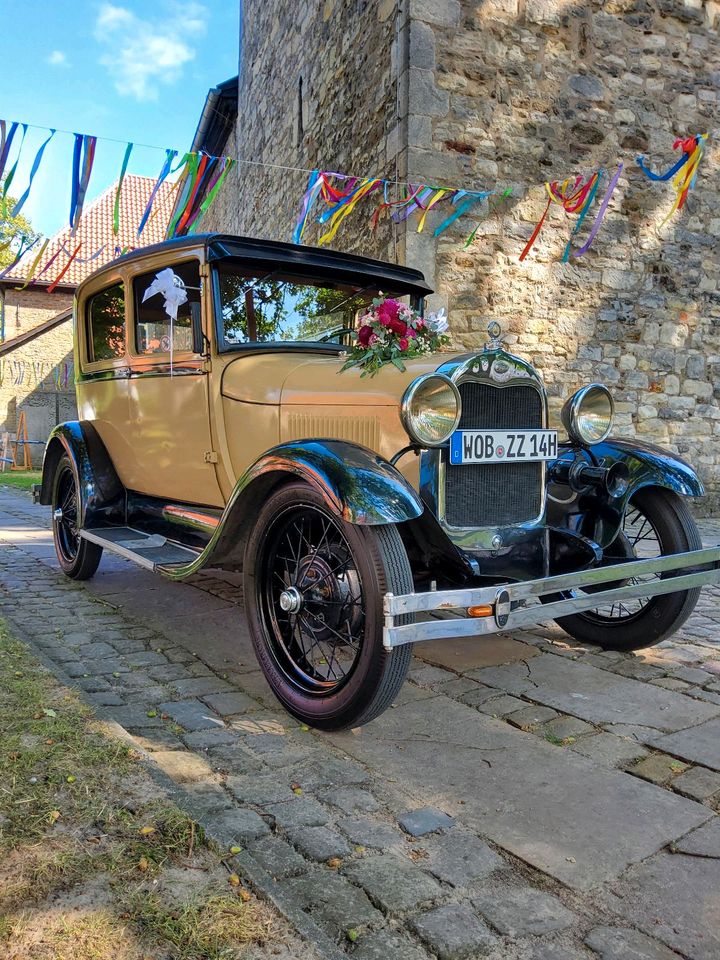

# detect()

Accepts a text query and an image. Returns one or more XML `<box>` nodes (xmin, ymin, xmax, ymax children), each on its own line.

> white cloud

<box><xmin>94</xmin><ymin>2</ymin><xmax>207</xmax><ymax>102</ymax></box>
<box><xmin>47</xmin><ymin>50</ymin><xmax>69</xmax><ymax>67</ymax></box>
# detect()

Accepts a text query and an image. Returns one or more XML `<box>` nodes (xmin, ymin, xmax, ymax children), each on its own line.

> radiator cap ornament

<box><xmin>486</xmin><ymin>320</ymin><xmax>503</xmax><ymax>350</ymax></box>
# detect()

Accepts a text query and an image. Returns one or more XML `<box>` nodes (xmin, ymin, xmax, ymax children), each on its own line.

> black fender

<box><xmin>39</xmin><ymin>422</ymin><xmax>125</xmax><ymax>528</ymax></box>
<box><xmin>161</xmin><ymin>439</ymin><xmax>424</xmax><ymax>578</ymax></box>
<box><xmin>547</xmin><ymin>437</ymin><xmax>703</xmax><ymax>549</ymax></box>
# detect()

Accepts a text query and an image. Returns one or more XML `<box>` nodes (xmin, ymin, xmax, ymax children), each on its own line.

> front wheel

<box><xmin>243</xmin><ymin>481</ymin><xmax>413</xmax><ymax>730</ymax></box>
<box><xmin>51</xmin><ymin>454</ymin><xmax>103</xmax><ymax>580</ymax></box>
<box><xmin>556</xmin><ymin>487</ymin><xmax>701</xmax><ymax>651</ymax></box>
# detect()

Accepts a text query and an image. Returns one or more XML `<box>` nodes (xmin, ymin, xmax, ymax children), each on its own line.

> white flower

<box><xmin>426</xmin><ymin>308</ymin><xmax>449</xmax><ymax>334</ymax></box>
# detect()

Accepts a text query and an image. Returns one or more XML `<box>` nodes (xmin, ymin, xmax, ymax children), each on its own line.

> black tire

<box><xmin>243</xmin><ymin>481</ymin><xmax>413</xmax><ymax>730</ymax></box>
<box><xmin>556</xmin><ymin>487</ymin><xmax>701</xmax><ymax>651</ymax></box>
<box><xmin>51</xmin><ymin>454</ymin><xmax>102</xmax><ymax>580</ymax></box>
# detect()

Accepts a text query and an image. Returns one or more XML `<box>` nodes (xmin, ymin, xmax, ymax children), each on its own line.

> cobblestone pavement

<box><xmin>1</xmin><ymin>487</ymin><xmax>719</xmax><ymax>960</ymax></box>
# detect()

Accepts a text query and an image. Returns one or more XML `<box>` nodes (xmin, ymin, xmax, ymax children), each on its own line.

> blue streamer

<box><xmin>137</xmin><ymin>148</ymin><xmax>177</xmax><ymax>236</ymax></box>
<box><xmin>636</xmin><ymin>152</ymin><xmax>688</xmax><ymax>182</ymax></box>
<box><xmin>433</xmin><ymin>190</ymin><xmax>491</xmax><ymax>236</ymax></box>
<box><xmin>11</xmin><ymin>129</ymin><xmax>55</xmax><ymax>216</ymax></box>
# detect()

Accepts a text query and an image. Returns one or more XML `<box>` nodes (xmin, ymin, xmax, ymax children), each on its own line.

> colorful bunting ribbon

<box><xmin>1</xmin><ymin>123</ymin><xmax>28</xmax><ymax>203</ymax></box>
<box><xmin>69</xmin><ymin>133</ymin><xmax>97</xmax><ymax>235</ymax></box>
<box><xmin>137</xmin><ymin>148</ymin><xmax>178</xmax><ymax>237</ymax></box>
<box><xmin>572</xmin><ymin>163</ymin><xmax>623</xmax><ymax>258</ymax></box>
<box><xmin>48</xmin><ymin>241</ymin><xmax>82</xmax><ymax>293</ymax></box>
<box><xmin>113</xmin><ymin>142</ymin><xmax>133</xmax><ymax>236</ymax></box>
<box><xmin>11</xmin><ymin>128</ymin><xmax>55</xmax><ymax>217</ymax></box>
<box><xmin>0</xmin><ymin>121</ymin><xmax>19</xmax><ymax>184</ymax></box>
<box><xmin>636</xmin><ymin>134</ymin><xmax>707</xmax><ymax>226</ymax></box>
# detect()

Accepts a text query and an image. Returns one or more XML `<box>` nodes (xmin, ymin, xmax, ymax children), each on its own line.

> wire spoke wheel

<box><xmin>53</xmin><ymin>464</ymin><xmax>80</xmax><ymax>564</ymax></box>
<box><xmin>581</xmin><ymin>503</ymin><xmax>662</xmax><ymax>624</ymax></box>
<box><xmin>259</xmin><ymin>504</ymin><xmax>366</xmax><ymax>695</ymax></box>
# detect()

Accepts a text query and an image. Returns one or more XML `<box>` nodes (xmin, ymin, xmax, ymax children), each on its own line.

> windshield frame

<box><xmin>211</xmin><ymin>261</ymin><xmax>425</xmax><ymax>355</ymax></box>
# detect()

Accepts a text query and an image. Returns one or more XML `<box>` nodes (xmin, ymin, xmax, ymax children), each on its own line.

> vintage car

<box><xmin>37</xmin><ymin>234</ymin><xmax>720</xmax><ymax>729</ymax></box>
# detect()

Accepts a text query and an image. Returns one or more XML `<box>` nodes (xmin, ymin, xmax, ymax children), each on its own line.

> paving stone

<box><xmin>672</xmin><ymin>818</ymin><xmax>720</xmax><ymax>857</ymax></box>
<box><xmin>210</xmin><ymin>807</ymin><xmax>271</xmax><ymax>844</ymax></box>
<box><xmin>337</xmin><ymin>817</ymin><xmax>406</xmax><ymax>850</ymax></box>
<box><xmin>88</xmin><ymin>691</ymin><xmax>125</xmax><ymax>707</ymax></box>
<box><xmin>62</xmin><ymin>660</ymin><xmax>94</xmax><ymax>678</ymax></box>
<box><xmin>422</xmin><ymin>828</ymin><xmax>504</xmax><ymax>887</ymax></box>
<box><xmin>151</xmin><ymin>749</ymin><xmax>214</xmax><ymax>783</ymax></box>
<box><xmin>411</xmin><ymin>903</ymin><xmax>498</xmax><ymax>959</ymax></box>
<box><xmin>569</xmin><ymin>731</ymin><xmax>650</xmax><ymax>767</ymax></box>
<box><xmin>105</xmin><ymin>705</ymin><xmax>165</xmax><ymax>730</ymax></box>
<box><xmin>530</xmin><ymin>945</ymin><xmax>586</xmax><ymax>960</ymax></box>
<box><xmin>171</xmin><ymin>676</ymin><xmax>234</xmax><ymax>699</ymax></box>
<box><xmin>457</xmin><ymin>684</ymin><xmax>503</xmax><ymax>707</ymax></box>
<box><xmin>288</xmin><ymin>757</ymin><xmax>370</xmax><ymax>790</ymax></box>
<box><xmin>76</xmin><ymin>640</ymin><xmax>118</xmax><ymax>659</ymax></box>
<box><xmin>430</xmin><ymin>677</ymin><xmax>483</xmax><ymax>697</ymax></box>
<box><xmin>126</xmin><ymin>651</ymin><xmax>169</xmax><ymax>667</ymax></box>
<box><xmin>76</xmin><ymin>676</ymin><xmax>113</xmax><ymax>693</ymax></box>
<box><xmin>287</xmin><ymin>825</ymin><xmax>351</xmax><ymax>862</ymax></box>
<box><xmin>609</xmin><ymin>661</ymin><xmax>666</xmax><ymax>681</ymax></box>
<box><xmin>649</xmin><ymin>677</ymin><xmax>692</xmax><ymax>691</ymax></box>
<box><xmin>147</xmin><ymin>664</ymin><xmax>193</xmax><ymax>683</ymax></box>
<box><xmin>157</xmin><ymin>700</ymin><xmax>224</xmax><ymax>732</ymax></box>
<box><xmin>182</xmin><ymin>728</ymin><xmax>238</xmax><ymax>750</ymax></box>
<box><xmin>469</xmin><ymin>656</ymin><xmax>720</xmax><ymax>731</ymax></box>
<box><xmin>132</xmin><ymin>730</ymin><xmax>186</xmax><ymax>752</ymax></box>
<box><xmin>399</xmin><ymin>808</ymin><xmax>455</xmax><ymax>837</ymax></box>
<box><xmin>409</xmin><ymin>663</ymin><xmax>455</xmax><ymax>687</ymax></box>
<box><xmin>352</xmin><ymin>930</ymin><xmax>430</xmax><ymax>960</ymax></box>
<box><xmin>584</xmin><ymin>926</ymin><xmax>681</xmax><ymax>960</ymax></box>
<box><xmin>507</xmin><ymin>704</ymin><xmax>560</xmax><ymax>730</ymax></box>
<box><xmin>475</xmin><ymin>694</ymin><xmax>528</xmax><ymax>717</ymax></box>
<box><xmin>247</xmin><ymin>835</ymin><xmax>309</xmax><ymax>878</ymax></box>
<box><xmin>226</xmin><ymin>773</ymin><xmax>295</xmax><ymax>806</ymax></box>
<box><xmin>280</xmin><ymin>871</ymin><xmax>382</xmax><ymax>931</ymax></box>
<box><xmin>344</xmin><ymin>855</ymin><xmax>443</xmax><ymax>912</ymax></box>
<box><xmin>319</xmin><ymin>786</ymin><xmax>379</xmax><ymax>814</ymax></box>
<box><xmin>669</xmin><ymin>666</ymin><xmax>713</xmax><ymax>686</ymax></box>
<box><xmin>265</xmin><ymin>798</ymin><xmax>329</xmax><ymax>829</ymax></box>
<box><xmin>205</xmin><ymin>743</ymin><xmax>264</xmax><ymax>775</ymax></box>
<box><xmin>201</xmin><ymin>690</ymin><xmax>257</xmax><ymax>716</ymax></box>
<box><xmin>473</xmin><ymin>885</ymin><xmax>576</xmax><ymax>936</ymax></box>
<box><xmin>672</xmin><ymin>766</ymin><xmax>720</xmax><ymax>801</ymax></box>
<box><xmin>90</xmin><ymin>658</ymin><xmax>131</xmax><ymax>676</ymax></box>
<box><xmin>650</xmin><ymin>718</ymin><xmax>720</xmax><ymax>772</ymax></box>
<box><xmin>631</xmin><ymin>754</ymin><xmax>689</xmax><ymax>785</ymax></box>
<box><xmin>601</xmin><ymin>852</ymin><xmax>720</xmax><ymax>960</ymax></box>
<box><xmin>542</xmin><ymin>715</ymin><xmax>596</xmax><ymax>740</ymax></box>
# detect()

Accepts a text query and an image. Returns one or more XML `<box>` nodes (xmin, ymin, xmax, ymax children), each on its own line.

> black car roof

<box><xmin>87</xmin><ymin>233</ymin><xmax>433</xmax><ymax>296</ymax></box>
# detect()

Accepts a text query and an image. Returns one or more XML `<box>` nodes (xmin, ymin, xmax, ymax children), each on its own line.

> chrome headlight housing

<box><xmin>561</xmin><ymin>383</ymin><xmax>614</xmax><ymax>445</ymax></box>
<box><xmin>401</xmin><ymin>374</ymin><xmax>461</xmax><ymax>447</ymax></box>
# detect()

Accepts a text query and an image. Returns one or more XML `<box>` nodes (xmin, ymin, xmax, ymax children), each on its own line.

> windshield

<box><xmin>214</xmin><ymin>263</ymin><xmax>413</xmax><ymax>348</ymax></box>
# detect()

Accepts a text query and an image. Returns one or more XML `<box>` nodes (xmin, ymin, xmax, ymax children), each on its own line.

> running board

<box><xmin>81</xmin><ymin>527</ymin><xmax>201</xmax><ymax>571</ymax></box>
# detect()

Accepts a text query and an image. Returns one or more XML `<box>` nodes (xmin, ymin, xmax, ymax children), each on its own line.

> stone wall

<box><xmin>206</xmin><ymin>0</ymin><xmax>720</xmax><ymax>509</ymax></box>
<box><xmin>0</xmin><ymin>287</ymin><xmax>76</xmax><ymax>467</ymax></box>
<box><xmin>401</xmin><ymin>0</ymin><xmax>720</xmax><ymax>509</ymax></box>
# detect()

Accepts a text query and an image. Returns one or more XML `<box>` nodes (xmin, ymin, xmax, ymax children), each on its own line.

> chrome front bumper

<box><xmin>383</xmin><ymin>546</ymin><xmax>720</xmax><ymax>649</ymax></box>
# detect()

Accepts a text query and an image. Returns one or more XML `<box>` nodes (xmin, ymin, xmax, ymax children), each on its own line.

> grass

<box><xmin>0</xmin><ymin>620</ymin><xmax>287</xmax><ymax>959</ymax></box>
<box><xmin>0</xmin><ymin>469</ymin><xmax>41</xmax><ymax>491</ymax></box>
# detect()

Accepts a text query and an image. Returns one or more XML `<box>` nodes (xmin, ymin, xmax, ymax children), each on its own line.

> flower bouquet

<box><xmin>340</xmin><ymin>296</ymin><xmax>450</xmax><ymax>377</ymax></box>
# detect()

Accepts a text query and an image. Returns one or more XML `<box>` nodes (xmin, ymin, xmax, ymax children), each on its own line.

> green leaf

<box><xmin>42</xmin><ymin>708</ymin><xmax>57</xmax><ymax>718</ymax></box>
<box><xmin>391</xmin><ymin>356</ymin><xmax>406</xmax><ymax>372</ymax></box>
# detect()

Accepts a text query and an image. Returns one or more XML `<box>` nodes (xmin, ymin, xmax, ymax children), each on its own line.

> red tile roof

<box><xmin>3</xmin><ymin>174</ymin><xmax>175</xmax><ymax>289</ymax></box>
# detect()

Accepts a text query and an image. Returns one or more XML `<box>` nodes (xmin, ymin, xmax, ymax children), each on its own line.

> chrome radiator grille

<box><xmin>444</xmin><ymin>380</ymin><xmax>544</xmax><ymax>528</ymax></box>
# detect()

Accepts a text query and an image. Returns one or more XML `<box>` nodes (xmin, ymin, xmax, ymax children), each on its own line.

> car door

<box><xmin>124</xmin><ymin>257</ymin><xmax>225</xmax><ymax>507</ymax></box>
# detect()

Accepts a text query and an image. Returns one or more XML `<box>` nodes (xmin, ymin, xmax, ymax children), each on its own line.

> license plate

<box><xmin>449</xmin><ymin>429</ymin><xmax>558</xmax><ymax>465</ymax></box>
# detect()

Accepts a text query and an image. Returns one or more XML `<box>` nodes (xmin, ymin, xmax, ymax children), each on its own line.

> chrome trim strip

<box><xmin>382</xmin><ymin>546</ymin><xmax>720</xmax><ymax>648</ymax></box>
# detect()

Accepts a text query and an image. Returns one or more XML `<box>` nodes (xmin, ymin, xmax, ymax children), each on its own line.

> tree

<box><xmin>0</xmin><ymin>186</ymin><xmax>41</xmax><ymax>270</ymax></box>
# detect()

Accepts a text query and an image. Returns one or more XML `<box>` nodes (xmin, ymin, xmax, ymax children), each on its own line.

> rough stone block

<box><xmin>344</xmin><ymin>855</ymin><xmax>443</xmax><ymax>912</ymax></box>
<box><xmin>410</xmin><ymin>0</ymin><xmax>461</xmax><ymax>27</ymax></box>
<box><xmin>631</xmin><ymin>754</ymin><xmax>690</xmax><ymax>786</ymax></box>
<box><xmin>399</xmin><ymin>807</ymin><xmax>455</xmax><ymax>837</ymax></box>
<box><xmin>408</xmin><ymin>68</ymin><xmax>450</xmax><ymax>117</ymax></box>
<box><xmin>474</xmin><ymin>885</ymin><xmax>576</xmax><ymax>936</ymax></box>
<box><xmin>210</xmin><ymin>807</ymin><xmax>271</xmax><ymax>844</ymax></box>
<box><xmin>337</xmin><ymin>817</ymin><xmax>405</xmax><ymax>850</ymax></box>
<box><xmin>287</xmin><ymin>825</ymin><xmax>351</xmax><ymax>862</ymax></box>
<box><xmin>585</xmin><ymin>925</ymin><xmax>681</xmax><ymax>960</ymax></box>
<box><xmin>423</xmin><ymin>829</ymin><xmax>504</xmax><ymax>887</ymax></box>
<box><xmin>507</xmin><ymin>705</ymin><xmax>559</xmax><ymax>730</ymax></box>
<box><xmin>411</xmin><ymin>904</ymin><xmax>498</xmax><ymax>959</ymax></box>
<box><xmin>542</xmin><ymin>716</ymin><xmax>595</xmax><ymax>741</ymax></box>
<box><xmin>672</xmin><ymin>766</ymin><xmax>720</xmax><ymax>802</ymax></box>
<box><xmin>352</xmin><ymin>930</ymin><xmax>430</xmax><ymax>960</ymax></box>
<box><xmin>571</xmin><ymin>733</ymin><xmax>650</xmax><ymax>767</ymax></box>
<box><xmin>476</xmin><ymin>694</ymin><xmax>527</xmax><ymax>717</ymax></box>
<box><xmin>226</xmin><ymin>773</ymin><xmax>294</xmax><ymax>806</ymax></box>
<box><xmin>280</xmin><ymin>871</ymin><xmax>381</xmax><ymax>931</ymax></box>
<box><xmin>265</xmin><ymin>797</ymin><xmax>329</xmax><ymax>829</ymax></box>
<box><xmin>157</xmin><ymin>700</ymin><xmax>224</xmax><ymax>732</ymax></box>
<box><xmin>319</xmin><ymin>786</ymin><xmax>379</xmax><ymax>814</ymax></box>
<box><xmin>672</xmin><ymin>818</ymin><xmax>720</xmax><ymax>857</ymax></box>
<box><xmin>248</xmin><ymin>835</ymin><xmax>308</xmax><ymax>879</ymax></box>
<box><xmin>171</xmin><ymin>676</ymin><xmax>234</xmax><ymax>699</ymax></box>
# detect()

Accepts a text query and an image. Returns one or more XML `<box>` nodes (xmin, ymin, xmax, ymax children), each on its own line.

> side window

<box><xmin>88</xmin><ymin>283</ymin><xmax>126</xmax><ymax>362</ymax></box>
<box><xmin>133</xmin><ymin>260</ymin><xmax>201</xmax><ymax>356</ymax></box>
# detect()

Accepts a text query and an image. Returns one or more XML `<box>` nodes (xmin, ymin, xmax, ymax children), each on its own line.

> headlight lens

<box><xmin>561</xmin><ymin>383</ymin><xmax>614</xmax><ymax>445</ymax></box>
<box><xmin>401</xmin><ymin>374</ymin><xmax>461</xmax><ymax>447</ymax></box>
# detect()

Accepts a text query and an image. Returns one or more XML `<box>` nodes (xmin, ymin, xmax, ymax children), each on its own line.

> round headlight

<box><xmin>561</xmin><ymin>383</ymin><xmax>614</xmax><ymax>445</ymax></box>
<box><xmin>401</xmin><ymin>374</ymin><xmax>461</xmax><ymax>447</ymax></box>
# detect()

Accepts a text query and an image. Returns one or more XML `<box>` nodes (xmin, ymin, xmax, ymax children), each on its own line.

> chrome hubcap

<box><xmin>279</xmin><ymin>586</ymin><xmax>303</xmax><ymax>613</ymax></box>
<box><xmin>53</xmin><ymin>508</ymin><xmax>63</xmax><ymax>521</ymax></box>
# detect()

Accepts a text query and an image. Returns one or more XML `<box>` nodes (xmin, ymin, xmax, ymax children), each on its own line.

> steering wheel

<box><xmin>317</xmin><ymin>326</ymin><xmax>356</xmax><ymax>343</ymax></box>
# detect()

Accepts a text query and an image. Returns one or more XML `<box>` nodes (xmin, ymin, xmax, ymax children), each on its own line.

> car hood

<box><xmin>281</xmin><ymin>352</ymin><xmax>465</xmax><ymax>407</ymax></box>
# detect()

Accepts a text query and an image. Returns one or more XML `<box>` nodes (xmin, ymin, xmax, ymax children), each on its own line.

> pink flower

<box><xmin>398</xmin><ymin>337</ymin><xmax>409</xmax><ymax>351</ymax></box>
<box><xmin>357</xmin><ymin>324</ymin><xmax>374</xmax><ymax>346</ymax></box>
<box><xmin>377</xmin><ymin>298</ymin><xmax>402</xmax><ymax>325</ymax></box>
<box><xmin>415</xmin><ymin>318</ymin><xmax>426</xmax><ymax>329</ymax></box>
<box><xmin>405</xmin><ymin>326</ymin><xmax>417</xmax><ymax>338</ymax></box>
<box><xmin>388</xmin><ymin>317</ymin><xmax>408</xmax><ymax>336</ymax></box>
<box><xmin>368</xmin><ymin>333</ymin><xmax>379</xmax><ymax>346</ymax></box>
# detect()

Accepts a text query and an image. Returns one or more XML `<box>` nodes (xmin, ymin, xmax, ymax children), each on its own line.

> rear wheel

<box><xmin>51</xmin><ymin>454</ymin><xmax>102</xmax><ymax>580</ymax></box>
<box><xmin>556</xmin><ymin>487</ymin><xmax>701</xmax><ymax>651</ymax></box>
<box><xmin>243</xmin><ymin>481</ymin><xmax>413</xmax><ymax>730</ymax></box>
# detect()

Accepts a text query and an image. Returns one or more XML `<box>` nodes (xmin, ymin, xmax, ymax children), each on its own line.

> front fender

<box><xmin>162</xmin><ymin>440</ymin><xmax>424</xmax><ymax>579</ymax></box>
<box><xmin>39</xmin><ymin>422</ymin><xmax>124</xmax><ymax>528</ymax></box>
<box><xmin>548</xmin><ymin>437</ymin><xmax>704</xmax><ymax>549</ymax></box>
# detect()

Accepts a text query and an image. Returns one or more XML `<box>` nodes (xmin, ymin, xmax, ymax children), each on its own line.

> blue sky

<box><xmin>1</xmin><ymin>0</ymin><xmax>239</xmax><ymax>236</ymax></box>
